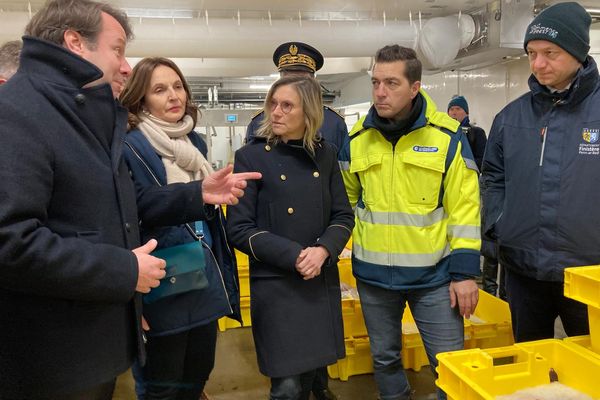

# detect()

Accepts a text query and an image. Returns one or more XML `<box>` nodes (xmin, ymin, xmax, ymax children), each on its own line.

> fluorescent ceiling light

<box><xmin>249</xmin><ymin>84</ymin><xmax>273</xmax><ymax>90</ymax></box>
<box><xmin>124</xmin><ymin>8</ymin><xmax>194</xmax><ymax>19</ymax></box>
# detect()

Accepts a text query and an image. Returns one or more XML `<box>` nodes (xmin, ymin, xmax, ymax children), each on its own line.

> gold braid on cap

<box><xmin>278</xmin><ymin>44</ymin><xmax>316</xmax><ymax>72</ymax></box>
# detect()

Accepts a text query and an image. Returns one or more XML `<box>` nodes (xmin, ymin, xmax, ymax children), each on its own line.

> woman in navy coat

<box><xmin>226</xmin><ymin>75</ymin><xmax>355</xmax><ymax>400</ymax></box>
<box><xmin>120</xmin><ymin>57</ymin><xmax>240</xmax><ymax>400</ymax></box>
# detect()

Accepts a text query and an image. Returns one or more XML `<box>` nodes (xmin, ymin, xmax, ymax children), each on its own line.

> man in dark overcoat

<box><xmin>0</xmin><ymin>1</ymin><xmax>258</xmax><ymax>398</ymax></box>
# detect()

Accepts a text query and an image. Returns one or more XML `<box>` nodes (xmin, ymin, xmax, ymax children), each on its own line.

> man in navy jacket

<box><xmin>482</xmin><ymin>2</ymin><xmax>595</xmax><ymax>342</ymax></box>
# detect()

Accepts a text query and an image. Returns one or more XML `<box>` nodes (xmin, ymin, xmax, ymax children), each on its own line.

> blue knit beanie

<box><xmin>524</xmin><ymin>2</ymin><xmax>591</xmax><ymax>63</ymax></box>
<box><xmin>447</xmin><ymin>95</ymin><xmax>469</xmax><ymax>114</ymax></box>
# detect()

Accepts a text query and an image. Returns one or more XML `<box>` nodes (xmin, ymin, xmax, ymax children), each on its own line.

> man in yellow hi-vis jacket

<box><xmin>339</xmin><ymin>45</ymin><xmax>481</xmax><ymax>400</ymax></box>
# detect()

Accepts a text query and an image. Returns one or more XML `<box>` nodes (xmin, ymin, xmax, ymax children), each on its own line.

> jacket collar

<box><xmin>529</xmin><ymin>56</ymin><xmax>599</xmax><ymax>106</ymax></box>
<box><xmin>19</xmin><ymin>36</ymin><xmax>104</xmax><ymax>89</ymax></box>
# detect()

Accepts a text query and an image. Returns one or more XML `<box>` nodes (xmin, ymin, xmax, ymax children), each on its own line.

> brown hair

<box><xmin>25</xmin><ymin>0</ymin><xmax>133</xmax><ymax>48</ymax></box>
<box><xmin>0</xmin><ymin>40</ymin><xmax>22</xmax><ymax>80</ymax></box>
<box><xmin>119</xmin><ymin>57</ymin><xmax>198</xmax><ymax>130</ymax></box>
<box><xmin>374</xmin><ymin>45</ymin><xmax>422</xmax><ymax>83</ymax></box>
<box><xmin>256</xmin><ymin>75</ymin><xmax>323</xmax><ymax>154</ymax></box>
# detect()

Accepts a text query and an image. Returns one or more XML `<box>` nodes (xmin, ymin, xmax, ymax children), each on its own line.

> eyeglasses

<box><xmin>269</xmin><ymin>100</ymin><xmax>294</xmax><ymax>114</ymax></box>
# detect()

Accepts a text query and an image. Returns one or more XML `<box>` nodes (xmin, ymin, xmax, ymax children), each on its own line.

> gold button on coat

<box><xmin>287</xmin><ymin>208</ymin><xmax>294</xmax><ymax>214</ymax></box>
<box><xmin>313</xmin><ymin>171</ymin><xmax>320</xmax><ymax>178</ymax></box>
<box><xmin>280</xmin><ymin>174</ymin><xmax>287</xmax><ymax>181</ymax></box>
<box><xmin>265</xmin><ymin>145</ymin><xmax>271</xmax><ymax>151</ymax></box>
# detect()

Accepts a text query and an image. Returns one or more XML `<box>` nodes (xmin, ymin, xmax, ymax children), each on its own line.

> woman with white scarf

<box><xmin>120</xmin><ymin>57</ymin><xmax>241</xmax><ymax>400</ymax></box>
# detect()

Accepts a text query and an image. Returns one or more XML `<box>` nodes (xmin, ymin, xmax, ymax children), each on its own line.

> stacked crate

<box><xmin>436</xmin><ymin>339</ymin><xmax>600</xmax><ymax>399</ymax></box>
<box><xmin>563</xmin><ymin>265</ymin><xmax>600</xmax><ymax>357</ymax></box>
<box><xmin>436</xmin><ymin>265</ymin><xmax>600</xmax><ymax>399</ymax></box>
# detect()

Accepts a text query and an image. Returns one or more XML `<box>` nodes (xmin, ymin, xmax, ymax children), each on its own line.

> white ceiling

<box><xmin>1</xmin><ymin>0</ymin><xmax>598</xmax><ymax>104</ymax></box>
<box><xmin>0</xmin><ymin>0</ymin><xmax>491</xmax><ymax>18</ymax></box>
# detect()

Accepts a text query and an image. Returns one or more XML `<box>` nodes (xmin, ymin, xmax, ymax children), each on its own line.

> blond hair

<box><xmin>256</xmin><ymin>75</ymin><xmax>323</xmax><ymax>154</ymax></box>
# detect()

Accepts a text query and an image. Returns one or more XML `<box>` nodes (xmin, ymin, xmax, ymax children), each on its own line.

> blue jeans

<box><xmin>357</xmin><ymin>280</ymin><xmax>463</xmax><ymax>400</ymax></box>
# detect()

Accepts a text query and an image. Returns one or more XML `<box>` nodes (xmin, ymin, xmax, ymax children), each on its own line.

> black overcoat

<box><xmin>0</xmin><ymin>37</ymin><xmax>142</xmax><ymax>398</ymax></box>
<box><xmin>226</xmin><ymin>137</ymin><xmax>354</xmax><ymax>377</ymax></box>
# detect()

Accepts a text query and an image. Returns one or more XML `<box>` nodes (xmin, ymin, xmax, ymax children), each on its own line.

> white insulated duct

<box><xmin>126</xmin><ymin>18</ymin><xmax>419</xmax><ymax>58</ymax></box>
<box><xmin>0</xmin><ymin>12</ymin><xmax>475</xmax><ymax>70</ymax></box>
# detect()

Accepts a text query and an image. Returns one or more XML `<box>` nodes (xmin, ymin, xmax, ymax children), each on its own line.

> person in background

<box><xmin>339</xmin><ymin>45</ymin><xmax>481</xmax><ymax>400</ymax></box>
<box><xmin>120</xmin><ymin>57</ymin><xmax>244</xmax><ymax>400</ymax></box>
<box><xmin>0</xmin><ymin>1</ymin><xmax>258</xmax><ymax>398</ymax></box>
<box><xmin>482</xmin><ymin>1</ymin><xmax>595</xmax><ymax>342</ymax></box>
<box><xmin>0</xmin><ymin>40</ymin><xmax>21</xmax><ymax>84</ymax></box>
<box><xmin>447</xmin><ymin>96</ymin><xmax>504</xmax><ymax>299</ymax></box>
<box><xmin>227</xmin><ymin>75</ymin><xmax>354</xmax><ymax>400</ymax></box>
<box><xmin>245</xmin><ymin>41</ymin><xmax>347</xmax><ymax>400</ymax></box>
<box><xmin>447</xmin><ymin>95</ymin><xmax>487</xmax><ymax>170</ymax></box>
<box><xmin>246</xmin><ymin>41</ymin><xmax>347</xmax><ymax>154</ymax></box>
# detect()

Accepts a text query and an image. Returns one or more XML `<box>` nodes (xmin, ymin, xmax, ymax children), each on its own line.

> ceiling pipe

<box><xmin>0</xmin><ymin>11</ymin><xmax>476</xmax><ymax>70</ymax></box>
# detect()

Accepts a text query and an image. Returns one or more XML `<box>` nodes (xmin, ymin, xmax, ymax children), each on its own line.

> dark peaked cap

<box><xmin>273</xmin><ymin>42</ymin><xmax>324</xmax><ymax>73</ymax></box>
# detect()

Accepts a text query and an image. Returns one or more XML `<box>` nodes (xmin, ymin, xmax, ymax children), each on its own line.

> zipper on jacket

<box><xmin>203</xmin><ymin>240</ymin><xmax>234</xmax><ymax>316</ymax></box>
<box><xmin>217</xmin><ymin>210</ymin><xmax>239</xmax><ymax>293</ymax></box>
<box><xmin>539</xmin><ymin>98</ymin><xmax>565</xmax><ymax>167</ymax></box>
<box><xmin>389</xmin><ymin>144</ymin><xmax>396</xmax><ymax>268</ymax></box>
<box><xmin>539</xmin><ymin>126</ymin><xmax>548</xmax><ymax>166</ymax></box>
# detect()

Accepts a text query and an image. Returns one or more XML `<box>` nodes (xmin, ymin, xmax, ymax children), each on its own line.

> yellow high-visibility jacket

<box><xmin>339</xmin><ymin>90</ymin><xmax>481</xmax><ymax>289</ymax></box>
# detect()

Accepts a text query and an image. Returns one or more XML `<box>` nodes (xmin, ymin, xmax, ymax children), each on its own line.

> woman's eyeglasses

<box><xmin>269</xmin><ymin>100</ymin><xmax>294</xmax><ymax>114</ymax></box>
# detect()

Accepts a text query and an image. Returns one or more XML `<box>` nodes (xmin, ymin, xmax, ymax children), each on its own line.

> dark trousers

<box><xmin>40</xmin><ymin>379</ymin><xmax>116</xmax><ymax>400</ymax></box>
<box><xmin>270</xmin><ymin>370</ymin><xmax>318</xmax><ymax>400</ymax></box>
<box><xmin>311</xmin><ymin>366</ymin><xmax>329</xmax><ymax>393</ymax></box>
<box><xmin>505</xmin><ymin>268</ymin><xmax>589</xmax><ymax>342</ymax></box>
<box><xmin>482</xmin><ymin>257</ymin><xmax>506</xmax><ymax>301</ymax></box>
<box><xmin>139</xmin><ymin>321</ymin><xmax>218</xmax><ymax>400</ymax></box>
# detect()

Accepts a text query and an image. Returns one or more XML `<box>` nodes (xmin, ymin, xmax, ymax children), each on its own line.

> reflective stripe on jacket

<box><xmin>339</xmin><ymin>90</ymin><xmax>481</xmax><ymax>290</ymax></box>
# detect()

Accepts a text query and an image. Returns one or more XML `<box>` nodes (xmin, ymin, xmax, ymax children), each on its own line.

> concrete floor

<box><xmin>113</xmin><ymin>326</ymin><xmax>438</xmax><ymax>400</ymax></box>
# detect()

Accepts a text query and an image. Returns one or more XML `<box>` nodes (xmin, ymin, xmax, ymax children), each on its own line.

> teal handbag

<box><xmin>143</xmin><ymin>231</ymin><xmax>209</xmax><ymax>304</ymax></box>
<box><xmin>123</xmin><ymin>141</ymin><xmax>210</xmax><ymax>305</ymax></box>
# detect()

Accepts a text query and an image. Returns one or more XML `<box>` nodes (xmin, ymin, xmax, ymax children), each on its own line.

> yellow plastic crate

<box><xmin>218</xmin><ymin>295</ymin><xmax>251</xmax><ymax>331</ymax></box>
<box><xmin>234</xmin><ymin>248</ymin><xmax>249</xmax><ymax>267</ymax></box>
<box><xmin>238</xmin><ymin>264</ymin><xmax>250</xmax><ymax>298</ymax></box>
<box><xmin>436</xmin><ymin>339</ymin><xmax>600</xmax><ymax>400</ymax></box>
<box><xmin>328</xmin><ymin>330</ymin><xmax>431</xmax><ymax>381</ymax></box>
<box><xmin>341</xmin><ymin>298</ymin><xmax>368</xmax><ymax>338</ymax></box>
<box><xmin>328</xmin><ymin>336</ymin><xmax>373</xmax><ymax>381</ymax></box>
<box><xmin>563</xmin><ymin>335</ymin><xmax>600</xmax><ymax>362</ymax></box>
<box><xmin>338</xmin><ymin>258</ymin><xmax>355</xmax><ymax>287</ymax></box>
<box><xmin>464</xmin><ymin>290</ymin><xmax>514</xmax><ymax>350</ymax></box>
<box><xmin>564</xmin><ymin>265</ymin><xmax>600</xmax><ymax>354</ymax></box>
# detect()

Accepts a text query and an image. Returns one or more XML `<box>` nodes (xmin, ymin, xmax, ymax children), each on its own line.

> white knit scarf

<box><xmin>138</xmin><ymin>113</ymin><xmax>213</xmax><ymax>184</ymax></box>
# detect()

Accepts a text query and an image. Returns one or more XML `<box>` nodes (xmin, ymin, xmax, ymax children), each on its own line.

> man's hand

<box><xmin>295</xmin><ymin>246</ymin><xmax>329</xmax><ymax>280</ymax></box>
<box><xmin>449</xmin><ymin>279</ymin><xmax>479</xmax><ymax>318</ymax></box>
<box><xmin>133</xmin><ymin>239</ymin><xmax>166</xmax><ymax>293</ymax></box>
<box><xmin>202</xmin><ymin>165</ymin><xmax>262</xmax><ymax>205</ymax></box>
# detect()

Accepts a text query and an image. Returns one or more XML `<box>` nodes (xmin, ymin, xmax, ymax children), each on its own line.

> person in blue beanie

<box><xmin>447</xmin><ymin>95</ymin><xmax>487</xmax><ymax>170</ymax></box>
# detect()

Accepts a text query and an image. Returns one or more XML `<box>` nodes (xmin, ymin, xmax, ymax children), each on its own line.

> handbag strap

<box><xmin>124</xmin><ymin>140</ymin><xmax>203</xmax><ymax>241</ymax></box>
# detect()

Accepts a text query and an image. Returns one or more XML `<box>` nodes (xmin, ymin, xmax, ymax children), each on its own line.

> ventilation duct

<box><xmin>0</xmin><ymin>0</ymin><xmax>533</xmax><ymax>74</ymax></box>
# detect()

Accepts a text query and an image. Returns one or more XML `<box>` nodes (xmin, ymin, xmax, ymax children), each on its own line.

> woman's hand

<box><xmin>202</xmin><ymin>165</ymin><xmax>261</xmax><ymax>205</ymax></box>
<box><xmin>295</xmin><ymin>246</ymin><xmax>330</xmax><ymax>280</ymax></box>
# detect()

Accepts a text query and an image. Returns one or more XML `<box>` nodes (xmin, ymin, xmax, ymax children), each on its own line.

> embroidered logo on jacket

<box><xmin>413</xmin><ymin>146</ymin><xmax>438</xmax><ymax>153</ymax></box>
<box><xmin>579</xmin><ymin>128</ymin><xmax>600</xmax><ymax>155</ymax></box>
